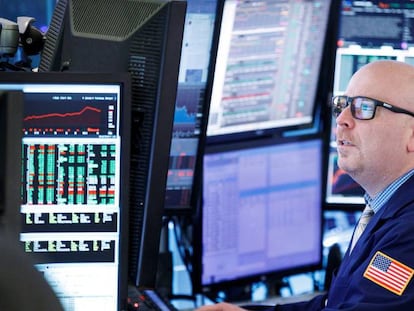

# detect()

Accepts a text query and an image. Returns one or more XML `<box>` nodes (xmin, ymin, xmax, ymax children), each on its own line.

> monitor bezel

<box><xmin>0</xmin><ymin>90</ymin><xmax>24</xmax><ymax>240</ymax></box>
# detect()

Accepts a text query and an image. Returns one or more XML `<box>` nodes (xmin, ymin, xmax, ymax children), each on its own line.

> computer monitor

<box><xmin>0</xmin><ymin>71</ymin><xmax>131</xmax><ymax>311</ymax></box>
<box><xmin>338</xmin><ymin>0</ymin><xmax>414</xmax><ymax>50</ymax></box>
<box><xmin>38</xmin><ymin>0</ymin><xmax>187</xmax><ymax>287</ymax></box>
<box><xmin>326</xmin><ymin>0</ymin><xmax>414</xmax><ymax>209</ymax></box>
<box><xmin>193</xmin><ymin>135</ymin><xmax>324</xmax><ymax>297</ymax></box>
<box><xmin>164</xmin><ymin>0</ymin><xmax>219</xmax><ymax>214</ymax></box>
<box><xmin>205</xmin><ymin>0</ymin><xmax>338</xmax><ymax>142</ymax></box>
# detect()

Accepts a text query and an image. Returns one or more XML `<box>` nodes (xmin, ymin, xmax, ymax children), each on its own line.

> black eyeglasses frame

<box><xmin>331</xmin><ymin>95</ymin><xmax>414</xmax><ymax>120</ymax></box>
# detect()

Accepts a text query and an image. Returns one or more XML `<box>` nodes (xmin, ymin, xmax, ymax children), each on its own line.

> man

<box><xmin>197</xmin><ymin>60</ymin><xmax>414</xmax><ymax>310</ymax></box>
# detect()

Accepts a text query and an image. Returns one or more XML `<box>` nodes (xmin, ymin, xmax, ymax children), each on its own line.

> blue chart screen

<box><xmin>164</xmin><ymin>0</ymin><xmax>218</xmax><ymax>210</ymax></box>
<box><xmin>202</xmin><ymin>138</ymin><xmax>323</xmax><ymax>285</ymax></box>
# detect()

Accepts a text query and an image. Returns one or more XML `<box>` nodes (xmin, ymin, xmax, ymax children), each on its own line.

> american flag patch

<box><xmin>364</xmin><ymin>251</ymin><xmax>414</xmax><ymax>296</ymax></box>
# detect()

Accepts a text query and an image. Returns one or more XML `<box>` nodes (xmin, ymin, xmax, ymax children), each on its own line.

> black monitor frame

<box><xmin>0</xmin><ymin>90</ymin><xmax>23</xmax><ymax>240</ymax></box>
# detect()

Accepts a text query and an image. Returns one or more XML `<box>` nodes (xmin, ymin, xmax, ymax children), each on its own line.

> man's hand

<box><xmin>196</xmin><ymin>302</ymin><xmax>248</xmax><ymax>311</ymax></box>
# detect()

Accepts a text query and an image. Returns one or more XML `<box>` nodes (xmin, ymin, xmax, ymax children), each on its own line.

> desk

<box><xmin>174</xmin><ymin>291</ymin><xmax>325</xmax><ymax>311</ymax></box>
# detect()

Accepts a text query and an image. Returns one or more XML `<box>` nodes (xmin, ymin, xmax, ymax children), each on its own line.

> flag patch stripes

<box><xmin>364</xmin><ymin>251</ymin><xmax>414</xmax><ymax>296</ymax></box>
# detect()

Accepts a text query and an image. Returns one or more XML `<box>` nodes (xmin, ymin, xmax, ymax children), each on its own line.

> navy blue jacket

<box><xmin>270</xmin><ymin>174</ymin><xmax>414</xmax><ymax>310</ymax></box>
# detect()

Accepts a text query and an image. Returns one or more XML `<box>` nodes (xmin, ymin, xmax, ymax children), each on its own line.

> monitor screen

<box><xmin>326</xmin><ymin>0</ymin><xmax>414</xmax><ymax>208</ymax></box>
<box><xmin>164</xmin><ymin>0</ymin><xmax>219</xmax><ymax>213</ymax></box>
<box><xmin>338</xmin><ymin>0</ymin><xmax>414</xmax><ymax>50</ymax></box>
<box><xmin>0</xmin><ymin>71</ymin><xmax>131</xmax><ymax>311</ymax></box>
<box><xmin>194</xmin><ymin>136</ymin><xmax>323</xmax><ymax>294</ymax></box>
<box><xmin>206</xmin><ymin>0</ymin><xmax>335</xmax><ymax>141</ymax></box>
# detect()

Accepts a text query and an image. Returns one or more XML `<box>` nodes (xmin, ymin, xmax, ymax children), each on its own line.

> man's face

<box><xmin>334</xmin><ymin>68</ymin><xmax>413</xmax><ymax>194</ymax></box>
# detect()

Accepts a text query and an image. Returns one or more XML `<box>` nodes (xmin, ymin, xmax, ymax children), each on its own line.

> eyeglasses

<box><xmin>331</xmin><ymin>95</ymin><xmax>414</xmax><ymax>120</ymax></box>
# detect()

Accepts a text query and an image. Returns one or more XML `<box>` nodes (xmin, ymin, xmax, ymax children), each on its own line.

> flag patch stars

<box><xmin>364</xmin><ymin>251</ymin><xmax>414</xmax><ymax>296</ymax></box>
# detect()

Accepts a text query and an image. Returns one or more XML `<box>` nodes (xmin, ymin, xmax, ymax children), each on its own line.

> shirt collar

<box><xmin>364</xmin><ymin>169</ymin><xmax>414</xmax><ymax>214</ymax></box>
